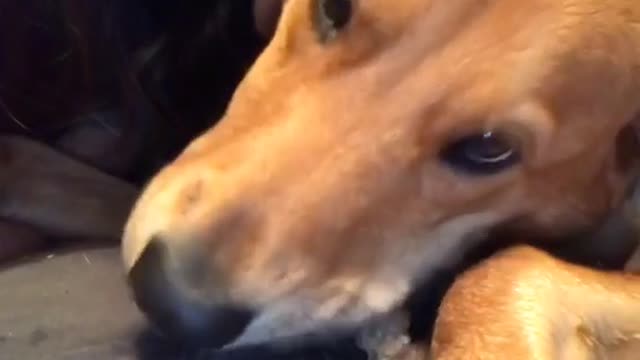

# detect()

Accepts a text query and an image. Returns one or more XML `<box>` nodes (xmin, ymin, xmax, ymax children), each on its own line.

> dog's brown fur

<box><xmin>1</xmin><ymin>0</ymin><xmax>632</xmax><ymax>357</ymax></box>
<box><xmin>122</xmin><ymin>0</ymin><xmax>640</xmax><ymax>357</ymax></box>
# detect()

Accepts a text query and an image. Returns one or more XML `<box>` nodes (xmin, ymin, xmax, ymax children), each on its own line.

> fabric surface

<box><xmin>0</xmin><ymin>247</ymin><xmax>160</xmax><ymax>360</ymax></box>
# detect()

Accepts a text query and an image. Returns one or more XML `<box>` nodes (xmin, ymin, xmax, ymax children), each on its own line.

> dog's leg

<box><xmin>431</xmin><ymin>245</ymin><xmax>640</xmax><ymax>360</ymax></box>
<box><xmin>0</xmin><ymin>135</ymin><xmax>138</xmax><ymax>259</ymax></box>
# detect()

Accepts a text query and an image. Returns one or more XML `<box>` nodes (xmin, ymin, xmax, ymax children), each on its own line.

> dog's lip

<box><xmin>222</xmin><ymin>315</ymin><xmax>359</xmax><ymax>350</ymax></box>
<box><xmin>215</xmin><ymin>311</ymin><xmax>409</xmax><ymax>360</ymax></box>
<box><xmin>212</xmin><ymin>333</ymin><xmax>369</xmax><ymax>360</ymax></box>
<box><xmin>223</xmin><ymin>304</ymin><xmax>409</xmax><ymax>349</ymax></box>
<box><xmin>223</xmin><ymin>329</ymin><xmax>354</xmax><ymax>350</ymax></box>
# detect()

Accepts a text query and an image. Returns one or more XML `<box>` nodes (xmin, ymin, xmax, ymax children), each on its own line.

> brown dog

<box><xmin>123</xmin><ymin>0</ymin><xmax>640</xmax><ymax>358</ymax></box>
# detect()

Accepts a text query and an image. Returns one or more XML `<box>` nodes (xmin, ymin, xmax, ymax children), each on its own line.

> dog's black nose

<box><xmin>127</xmin><ymin>237</ymin><xmax>254</xmax><ymax>348</ymax></box>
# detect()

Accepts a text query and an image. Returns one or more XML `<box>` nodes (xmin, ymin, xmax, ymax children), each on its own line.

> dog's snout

<box><xmin>127</xmin><ymin>236</ymin><xmax>254</xmax><ymax>348</ymax></box>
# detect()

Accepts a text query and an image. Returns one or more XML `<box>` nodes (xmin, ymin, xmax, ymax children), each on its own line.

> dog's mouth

<box><xmin>218</xmin><ymin>311</ymin><xmax>412</xmax><ymax>360</ymax></box>
<box><xmin>128</xmin><ymin>237</ymin><xmax>428</xmax><ymax>360</ymax></box>
<box><xmin>132</xmin><ymin>311</ymin><xmax>387</xmax><ymax>360</ymax></box>
<box><xmin>222</xmin><ymin>301</ymin><xmax>411</xmax><ymax>349</ymax></box>
<box><xmin>133</xmin><ymin>322</ymin><xmax>370</xmax><ymax>360</ymax></box>
<box><xmin>131</xmin><ymin>266</ymin><xmax>442</xmax><ymax>360</ymax></box>
<box><xmin>168</xmin><ymin>312</ymin><xmax>409</xmax><ymax>360</ymax></box>
<box><xmin>128</xmin><ymin>218</ymin><xmax>508</xmax><ymax>357</ymax></box>
<box><xmin>197</xmin><ymin>333</ymin><xmax>371</xmax><ymax>360</ymax></box>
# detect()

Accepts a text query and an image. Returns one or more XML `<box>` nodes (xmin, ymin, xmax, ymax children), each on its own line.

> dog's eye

<box><xmin>311</xmin><ymin>0</ymin><xmax>353</xmax><ymax>43</ymax></box>
<box><xmin>440</xmin><ymin>131</ymin><xmax>521</xmax><ymax>175</ymax></box>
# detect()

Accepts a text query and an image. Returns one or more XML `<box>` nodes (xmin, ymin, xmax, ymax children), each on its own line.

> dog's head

<box><xmin>122</xmin><ymin>0</ymin><xmax>640</xmax><ymax>349</ymax></box>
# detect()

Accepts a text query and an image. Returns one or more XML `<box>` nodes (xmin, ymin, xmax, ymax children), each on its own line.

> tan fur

<box><xmin>433</xmin><ymin>246</ymin><xmax>640</xmax><ymax>359</ymax></box>
<box><xmin>124</xmin><ymin>0</ymin><xmax>640</xmax><ymax>357</ymax></box>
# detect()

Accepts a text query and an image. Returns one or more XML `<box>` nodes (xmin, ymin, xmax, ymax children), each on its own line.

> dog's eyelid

<box><xmin>491</xmin><ymin>122</ymin><xmax>532</xmax><ymax>155</ymax></box>
<box><xmin>438</xmin><ymin>125</ymin><xmax>525</xmax><ymax>176</ymax></box>
<box><xmin>499</xmin><ymin>101</ymin><xmax>554</xmax><ymax>148</ymax></box>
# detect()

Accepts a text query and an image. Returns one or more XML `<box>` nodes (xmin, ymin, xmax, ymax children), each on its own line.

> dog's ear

<box><xmin>253</xmin><ymin>0</ymin><xmax>284</xmax><ymax>40</ymax></box>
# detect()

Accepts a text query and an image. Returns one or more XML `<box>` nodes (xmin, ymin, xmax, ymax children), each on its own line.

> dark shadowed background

<box><xmin>0</xmin><ymin>1</ymin><xmax>267</xmax><ymax>359</ymax></box>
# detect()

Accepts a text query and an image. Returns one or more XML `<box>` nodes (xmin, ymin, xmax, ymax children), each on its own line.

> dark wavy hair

<box><xmin>0</xmin><ymin>0</ymin><xmax>267</xmax><ymax>181</ymax></box>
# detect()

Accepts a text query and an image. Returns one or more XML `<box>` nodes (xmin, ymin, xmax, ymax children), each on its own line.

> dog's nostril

<box><xmin>127</xmin><ymin>236</ymin><xmax>254</xmax><ymax>348</ymax></box>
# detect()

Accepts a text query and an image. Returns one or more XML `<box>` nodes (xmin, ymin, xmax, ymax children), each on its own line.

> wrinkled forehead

<box><xmin>270</xmin><ymin>0</ymin><xmax>634</xmax><ymax>100</ymax></box>
<box><xmin>273</xmin><ymin>0</ymin><xmax>558</xmax><ymax>67</ymax></box>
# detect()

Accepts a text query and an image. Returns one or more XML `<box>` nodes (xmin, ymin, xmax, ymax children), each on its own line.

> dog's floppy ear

<box><xmin>253</xmin><ymin>0</ymin><xmax>284</xmax><ymax>40</ymax></box>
